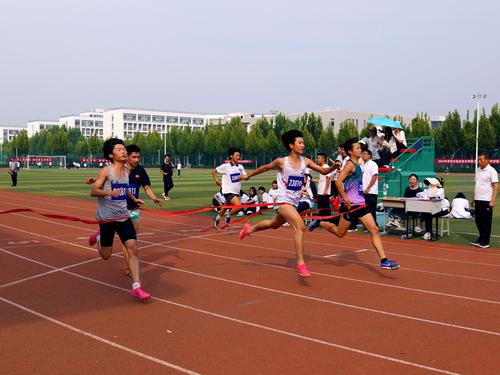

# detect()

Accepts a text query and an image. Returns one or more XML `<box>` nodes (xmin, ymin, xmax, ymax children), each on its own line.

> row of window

<box><xmin>75</xmin><ymin>120</ymin><xmax>103</xmax><ymax>127</ymax></box>
<box><xmin>122</xmin><ymin>113</ymin><xmax>204</xmax><ymax>125</ymax></box>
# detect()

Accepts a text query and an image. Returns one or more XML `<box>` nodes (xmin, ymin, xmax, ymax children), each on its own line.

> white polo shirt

<box><xmin>361</xmin><ymin>159</ymin><xmax>379</xmax><ymax>195</ymax></box>
<box><xmin>215</xmin><ymin>162</ymin><xmax>247</xmax><ymax>195</ymax></box>
<box><xmin>317</xmin><ymin>163</ymin><xmax>333</xmax><ymax>195</ymax></box>
<box><xmin>474</xmin><ymin>164</ymin><xmax>498</xmax><ymax>201</ymax></box>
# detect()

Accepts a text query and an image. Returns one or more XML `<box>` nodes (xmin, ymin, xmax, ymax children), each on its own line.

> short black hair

<box><xmin>163</xmin><ymin>154</ymin><xmax>170</xmax><ymax>158</ymax></box>
<box><xmin>103</xmin><ymin>138</ymin><xmax>125</xmax><ymax>160</ymax></box>
<box><xmin>126</xmin><ymin>144</ymin><xmax>141</xmax><ymax>154</ymax></box>
<box><xmin>317</xmin><ymin>152</ymin><xmax>326</xmax><ymax>159</ymax></box>
<box><xmin>228</xmin><ymin>147</ymin><xmax>241</xmax><ymax>156</ymax></box>
<box><xmin>363</xmin><ymin>149</ymin><xmax>372</xmax><ymax>156</ymax></box>
<box><xmin>478</xmin><ymin>153</ymin><xmax>490</xmax><ymax>160</ymax></box>
<box><xmin>408</xmin><ymin>173</ymin><xmax>419</xmax><ymax>180</ymax></box>
<box><xmin>258</xmin><ymin>186</ymin><xmax>265</xmax><ymax>192</ymax></box>
<box><xmin>455</xmin><ymin>192</ymin><xmax>466</xmax><ymax>199</ymax></box>
<box><xmin>281</xmin><ymin>129</ymin><xmax>304</xmax><ymax>151</ymax></box>
<box><xmin>272</xmin><ymin>180</ymin><xmax>277</xmax><ymax>185</ymax></box>
<box><xmin>343</xmin><ymin>138</ymin><xmax>359</xmax><ymax>155</ymax></box>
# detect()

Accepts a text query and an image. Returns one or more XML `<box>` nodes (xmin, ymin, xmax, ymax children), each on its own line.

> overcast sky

<box><xmin>0</xmin><ymin>0</ymin><xmax>498</xmax><ymax>125</ymax></box>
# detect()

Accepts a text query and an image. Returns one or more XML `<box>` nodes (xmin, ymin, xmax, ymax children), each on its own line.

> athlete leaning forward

<box><xmin>88</xmin><ymin>138</ymin><xmax>151</xmax><ymax>301</ymax></box>
<box><xmin>238</xmin><ymin>130</ymin><xmax>337</xmax><ymax>277</ymax></box>
<box><xmin>308</xmin><ymin>138</ymin><xmax>400</xmax><ymax>270</ymax></box>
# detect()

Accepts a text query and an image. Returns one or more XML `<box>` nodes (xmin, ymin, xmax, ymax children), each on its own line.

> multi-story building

<box><xmin>430</xmin><ymin>115</ymin><xmax>446</xmax><ymax>130</ymax></box>
<box><xmin>26</xmin><ymin>120</ymin><xmax>61</xmax><ymax>137</ymax></box>
<box><xmin>59</xmin><ymin>109</ymin><xmax>104</xmax><ymax>138</ymax></box>
<box><xmin>0</xmin><ymin>126</ymin><xmax>24</xmax><ymax>144</ymax></box>
<box><xmin>102</xmin><ymin>108</ymin><xmax>225</xmax><ymax>140</ymax></box>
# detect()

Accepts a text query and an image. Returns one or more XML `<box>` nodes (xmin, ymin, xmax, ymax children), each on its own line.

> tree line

<box><xmin>2</xmin><ymin>104</ymin><xmax>500</xmax><ymax>166</ymax></box>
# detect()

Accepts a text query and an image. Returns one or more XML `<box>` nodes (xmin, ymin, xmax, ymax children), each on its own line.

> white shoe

<box><xmin>391</xmin><ymin>218</ymin><xmax>402</xmax><ymax>229</ymax></box>
<box><xmin>237</xmin><ymin>212</ymin><xmax>244</xmax><ymax>216</ymax></box>
<box><xmin>423</xmin><ymin>232</ymin><xmax>431</xmax><ymax>240</ymax></box>
<box><xmin>414</xmin><ymin>226</ymin><xmax>422</xmax><ymax>234</ymax></box>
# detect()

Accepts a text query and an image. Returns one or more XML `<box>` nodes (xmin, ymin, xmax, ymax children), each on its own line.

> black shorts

<box><xmin>99</xmin><ymin>218</ymin><xmax>137</xmax><ymax>247</ymax></box>
<box><xmin>340</xmin><ymin>204</ymin><xmax>371</xmax><ymax>222</ymax></box>
<box><xmin>223</xmin><ymin>193</ymin><xmax>239</xmax><ymax>203</ymax></box>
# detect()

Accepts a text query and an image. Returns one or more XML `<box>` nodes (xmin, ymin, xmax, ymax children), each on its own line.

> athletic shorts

<box><xmin>340</xmin><ymin>204</ymin><xmax>370</xmax><ymax>222</ymax></box>
<box><xmin>223</xmin><ymin>193</ymin><xmax>239</xmax><ymax>203</ymax></box>
<box><xmin>99</xmin><ymin>218</ymin><xmax>136</xmax><ymax>247</ymax></box>
<box><xmin>128</xmin><ymin>209</ymin><xmax>140</xmax><ymax>223</ymax></box>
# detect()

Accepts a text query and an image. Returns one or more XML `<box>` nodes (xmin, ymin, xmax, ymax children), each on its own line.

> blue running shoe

<box><xmin>308</xmin><ymin>219</ymin><xmax>321</xmax><ymax>232</ymax></box>
<box><xmin>380</xmin><ymin>259</ymin><xmax>400</xmax><ymax>269</ymax></box>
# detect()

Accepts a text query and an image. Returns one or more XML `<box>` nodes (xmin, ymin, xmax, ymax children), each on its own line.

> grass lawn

<box><xmin>1</xmin><ymin>168</ymin><xmax>498</xmax><ymax>248</ymax></box>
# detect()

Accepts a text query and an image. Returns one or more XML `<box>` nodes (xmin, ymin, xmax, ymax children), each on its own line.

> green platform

<box><xmin>378</xmin><ymin>137</ymin><xmax>435</xmax><ymax>198</ymax></box>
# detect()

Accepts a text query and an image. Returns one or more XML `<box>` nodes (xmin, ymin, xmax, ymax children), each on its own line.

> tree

<box><xmin>489</xmin><ymin>103</ymin><xmax>500</xmax><ymax>149</ymax></box>
<box><xmin>223</xmin><ymin>117</ymin><xmax>247</xmax><ymax>152</ymax></box>
<box><xmin>87</xmin><ymin>135</ymin><xmax>103</xmax><ymax>157</ymax></box>
<box><xmin>14</xmin><ymin>130</ymin><xmax>30</xmax><ymax>156</ymax></box>
<box><xmin>265</xmin><ymin>131</ymin><xmax>281</xmax><ymax>160</ymax></box>
<box><xmin>410</xmin><ymin>113</ymin><xmax>431</xmax><ymax>138</ymax></box>
<box><xmin>434</xmin><ymin>110</ymin><xmax>464</xmax><ymax>157</ymax></box>
<box><xmin>359</xmin><ymin>122</ymin><xmax>372</xmax><ymax>138</ymax></box>
<box><xmin>474</xmin><ymin>110</ymin><xmax>496</xmax><ymax>155</ymax></box>
<box><xmin>337</xmin><ymin>120</ymin><xmax>359</xmax><ymax>147</ymax></box>
<box><xmin>190</xmin><ymin>129</ymin><xmax>205</xmax><ymax>165</ymax></box>
<box><xmin>318</xmin><ymin>127</ymin><xmax>337</xmax><ymax>157</ymax></box>
<box><xmin>245</xmin><ymin>125</ymin><xmax>266</xmax><ymax>167</ymax></box>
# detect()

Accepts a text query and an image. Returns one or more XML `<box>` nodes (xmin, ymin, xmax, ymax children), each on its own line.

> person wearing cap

<box><xmin>417</xmin><ymin>177</ymin><xmax>448</xmax><ymax>240</ymax></box>
<box><xmin>471</xmin><ymin>154</ymin><xmax>498</xmax><ymax>248</ymax></box>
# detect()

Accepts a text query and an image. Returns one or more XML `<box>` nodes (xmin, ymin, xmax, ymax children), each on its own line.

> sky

<box><xmin>0</xmin><ymin>0</ymin><xmax>498</xmax><ymax>125</ymax></box>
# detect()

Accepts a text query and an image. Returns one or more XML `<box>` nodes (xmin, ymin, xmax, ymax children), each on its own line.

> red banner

<box><xmin>80</xmin><ymin>158</ymin><xmax>108</xmax><ymax>163</ymax></box>
<box><xmin>435</xmin><ymin>159</ymin><xmax>500</xmax><ymax>164</ymax></box>
<box><xmin>9</xmin><ymin>158</ymin><xmax>53</xmax><ymax>162</ymax></box>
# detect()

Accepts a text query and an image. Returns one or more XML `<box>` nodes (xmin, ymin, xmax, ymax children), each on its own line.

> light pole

<box><xmin>471</xmin><ymin>94</ymin><xmax>487</xmax><ymax>168</ymax></box>
<box><xmin>163</xmin><ymin>131</ymin><xmax>166</xmax><ymax>156</ymax></box>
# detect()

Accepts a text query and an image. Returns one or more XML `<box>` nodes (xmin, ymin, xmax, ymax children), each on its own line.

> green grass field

<box><xmin>1</xmin><ymin>168</ymin><xmax>498</xmax><ymax>248</ymax></box>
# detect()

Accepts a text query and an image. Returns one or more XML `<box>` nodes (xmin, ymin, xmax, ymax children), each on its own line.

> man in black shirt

<box><xmin>160</xmin><ymin>154</ymin><xmax>174</xmax><ymax>200</ymax></box>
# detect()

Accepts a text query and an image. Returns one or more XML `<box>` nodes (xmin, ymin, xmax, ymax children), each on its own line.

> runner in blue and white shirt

<box><xmin>211</xmin><ymin>147</ymin><xmax>247</xmax><ymax>228</ymax></box>
<box><xmin>239</xmin><ymin>130</ymin><xmax>336</xmax><ymax>277</ymax></box>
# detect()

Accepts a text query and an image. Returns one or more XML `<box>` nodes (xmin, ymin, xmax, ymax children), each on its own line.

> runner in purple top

<box><xmin>309</xmin><ymin>138</ymin><xmax>399</xmax><ymax>270</ymax></box>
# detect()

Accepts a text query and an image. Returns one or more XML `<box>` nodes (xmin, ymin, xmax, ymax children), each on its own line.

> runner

<box><xmin>308</xmin><ymin>138</ymin><xmax>400</xmax><ymax>270</ymax></box>
<box><xmin>122</xmin><ymin>144</ymin><xmax>163</xmax><ymax>276</ymax></box>
<box><xmin>88</xmin><ymin>138</ymin><xmax>151</xmax><ymax>300</ymax></box>
<box><xmin>211</xmin><ymin>147</ymin><xmax>247</xmax><ymax>228</ymax></box>
<box><xmin>239</xmin><ymin>129</ymin><xmax>336</xmax><ymax>277</ymax></box>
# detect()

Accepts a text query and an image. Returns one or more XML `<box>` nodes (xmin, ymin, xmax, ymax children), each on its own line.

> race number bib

<box><xmin>111</xmin><ymin>183</ymin><xmax>128</xmax><ymax>200</ymax></box>
<box><xmin>286</xmin><ymin>176</ymin><xmax>303</xmax><ymax>191</ymax></box>
<box><xmin>230</xmin><ymin>173</ymin><xmax>240</xmax><ymax>183</ymax></box>
<box><xmin>128</xmin><ymin>183</ymin><xmax>138</xmax><ymax>198</ymax></box>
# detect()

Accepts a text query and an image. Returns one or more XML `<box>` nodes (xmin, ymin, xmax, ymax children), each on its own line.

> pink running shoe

<box><xmin>296</xmin><ymin>263</ymin><xmax>311</xmax><ymax>277</ymax></box>
<box><xmin>88</xmin><ymin>231</ymin><xmax>100</xmax><ymax>246</ymax></box>
<box><xmin>130</xmin><ymin>287</ymin><xmax>151</xmax><ymax>301</ymax></box>
<box><xmin>239</xmin><ymin>223</ymin><xmax>251</xmax><ymax>240</ymax></box>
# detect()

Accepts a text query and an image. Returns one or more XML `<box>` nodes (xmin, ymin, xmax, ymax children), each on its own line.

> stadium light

<box><xmin>471</xmin><ymin>94</ymin><xmax>487</xmax><ymax>168</ymax></box>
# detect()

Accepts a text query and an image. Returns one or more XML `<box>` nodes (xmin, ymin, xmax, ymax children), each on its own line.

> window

<box><xmin>330</xmin><ymin>118</ymin><xmax>335</xmax><ymax>128</ymax></box>
<box><xmin>95</xmin><ymin>121</ymin><xmax>103</xmax><ymax>127</ymax></box>
<box><xmin>167</xmin><ymin>116</ymin><xmax>178</xmax><ymax>123</ymax></box>
<box><xmin>180</xmin><ymin>117</ymin><xmax>191</xmax><ymax>125</ymax></box>
<box><xmin>193</xmin><ymin>117</ymin><xmax>204</xmax><ymax>125</ymax></box>
<box><xmin>123</xmin><ymin>113</ymin><xmax>137</xmax><ymax>121</ymax></box>
<box><xmin>152</xmin><ymin>115</ymin><xmax>165</xmax><ymax>122</ymax></box>
<box><xmin>138</xmin><ymin>114</ymin><xmax>151</xmax><ymax>121</ymax></box>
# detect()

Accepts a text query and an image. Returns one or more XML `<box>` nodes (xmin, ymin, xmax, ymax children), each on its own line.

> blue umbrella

<box><xmin>367</xmin><ymin>117</ymin><xmax>403</xmax><ymax>129</ymax></box>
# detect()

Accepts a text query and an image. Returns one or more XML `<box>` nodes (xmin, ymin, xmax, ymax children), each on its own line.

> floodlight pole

<box><xmin>472</xmin><ymin>94</ymin><xmax>487</xmax><ymax>168</ymax></box>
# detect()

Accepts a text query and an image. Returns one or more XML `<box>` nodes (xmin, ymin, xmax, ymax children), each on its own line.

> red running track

<box><xmin>1</xmin><ymin>190</ymin><xmax>499</xmax><ymax>374</ymax></box>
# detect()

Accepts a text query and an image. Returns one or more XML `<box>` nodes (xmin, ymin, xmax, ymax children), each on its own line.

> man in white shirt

<box><xmin>316</xmin><ymin>152</ymin><xmax>333</xmax><ymax>219</ymax></box>
<box><xmin>8</xmin><ymin>158</ymin><xmax>19</xmax><ymax>187</ymax></box>
<box><xmin>361</xmin><ymin>150</ymin><xmax>379</xmax><ymax>223</ymax></box>
<box><xmin>361</xmin><ymin>126</ymin><xmax>382</xmax><ymax>164</ymax></box>
<box><xmin>472</xmin><ymin>154</ymin><xmax>498</xmax><ymax>248</ymax></box>
<box><xmin>211</xmin><ymin>147</ymin><xmax>247</xmax><ymax>227</ymax></box>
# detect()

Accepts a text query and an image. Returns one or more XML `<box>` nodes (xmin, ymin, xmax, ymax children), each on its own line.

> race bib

<box><xmin>286</xmin><ymin>176</ymin><xmax>303</xmax><ymax>191</ymax></box>
<box><xmin>128</xmin><ymin>183</ymin><xmax>138</xmax><ymax>198</ymax></box>
<box><xmin>230</xmin><ymin>173</ymin><xmax>240</xmax><ymax>183</ymax></box>
<box><xmin>111</xmin><ymin>183</ymin><xmax>128</xmax><ymax>200</ymax></box>
<box><xmin>358</xmin><ymin>181</ymin><xmax>364</xmax><ymax>195</ymax></box>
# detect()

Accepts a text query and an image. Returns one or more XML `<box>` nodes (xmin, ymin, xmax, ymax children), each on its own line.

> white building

<box><xmin>430</xmin><ymin>115</ymin><xmax>446</xmax><ymax>130</ymax></box>
<box><xmin>102</xmin><ymin>108</ymin><xmax>225</xmax><ymax>140</ymax></box>
<box><xmin>0</xmin><ymin>126</ymin><xmax>24</xmax><ymax>144</ymax></box>
<box><xmin>59</xmin><ymin>109</ymin><xmax>104</xmax><ymax>138</ymax></box>
<box><xmin>27</xmin><ymin>120</ymin><xmax>61</xmax><ymax>137</ymax></box>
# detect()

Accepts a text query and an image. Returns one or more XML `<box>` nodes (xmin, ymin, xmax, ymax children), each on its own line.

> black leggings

<box><xmin>422</xmin><ymin>210</ymin><xmax>448</xmax><ymax>233</ymax></box>
<box><xmin>163</xmin><ymin>177</ymin><xmax>174</xmax><ymax>196</ymax></box>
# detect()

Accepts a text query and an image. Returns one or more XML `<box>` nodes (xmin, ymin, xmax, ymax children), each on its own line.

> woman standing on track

<box><xmin>308</xmin><ymin>138</ymin><xmax>400</xmax><ymax>270</ymax></box>
<box><xmin>239</xmin><ymin>129</ymin><xmax>336</xmax><ymax>277</ymax></box>
<box><xmin>160</xmin><ymin>154</ymin><xmax>174</xmax><ymax>201</ymax></box>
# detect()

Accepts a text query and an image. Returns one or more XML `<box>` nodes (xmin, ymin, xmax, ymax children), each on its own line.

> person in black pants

<box><xmin>315</xmin><ymin>152</ymin><xmax>333</xmax><ymax>219</ymax></box>
<box><xmin>361</xmin><ymin>150</ymin><xmax>378</xmax><ymax>223</ymax></box>
<box><xmin>160</xmin><ymin>154</ymin><xmax>174</xmax><ymax>200</ymax></box>
<box><xmin>471</xmin><ymin>154</ymin><xmax>498</xmax><ymax>248</ymax></box>
<box><xmin>8</xmin><ymin>158</ymin><xmax>18</xmax><ymax>186</ymax></box>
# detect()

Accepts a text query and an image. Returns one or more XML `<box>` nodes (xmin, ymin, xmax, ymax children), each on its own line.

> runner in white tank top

<box><xmin>276</xmin><ymin>156</ymin><xmax>307</xmax><ymax>206</ymax></box>
<box><xmin>238</xmin><ymin>130</ymin><xmax>336</xmax><ymax>277</ymax></box>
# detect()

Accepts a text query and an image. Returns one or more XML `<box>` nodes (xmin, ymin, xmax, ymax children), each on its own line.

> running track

<box><xmin>1</xmin><ymin>191</ymin><xmax>499</xmax><ymax>374</ymax></box>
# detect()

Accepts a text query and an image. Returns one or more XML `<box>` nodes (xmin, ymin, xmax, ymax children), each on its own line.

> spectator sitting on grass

<box><xmin>449</xmin><ymin>192</ymin><xmax>473</xmax><ymax>219</ymax></box>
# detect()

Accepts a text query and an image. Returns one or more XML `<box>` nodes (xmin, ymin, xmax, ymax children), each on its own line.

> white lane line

<box><xmin>0</xmin><ymin>261</ymin><xmax>461</xmax><ymax>375</ymax></box>
<box><xmin>0</xmin><ymin>254</ymin><xmax>101</xmax><ymax>289</ymax></box>
<box><xmin>324</xmin><ymin>249</ymin><xmax>369</xmax><ymax>258</ymax></box>
<box><xmin>0</xmin><ymin>297</ymin><xmax>201</xmax><ymax>375</ymax></box>
<box><xmin>2</xmin><ymin>219</ymin><xmax>500</xmax><ymax>307</ymax></box>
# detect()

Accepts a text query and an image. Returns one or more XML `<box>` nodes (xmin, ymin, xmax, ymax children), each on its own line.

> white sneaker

<box><xmin>237</xmin><ymin>211</ymin><xmax>244</xmax><ymax>216</ymax></box>
<box><xmin>391</xmin><ymin>218</ymin><xmax>402</xmax><ymax>229</ymax></box>
<box><xmin>414</xmin><ymin>226</ymin><xmax>422</xmax><ymax>234</ymax></box>
<box><xmin>423</xmin><ymin>232</ymin><xmax>431</xmax><ymax>240</ymax></box>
